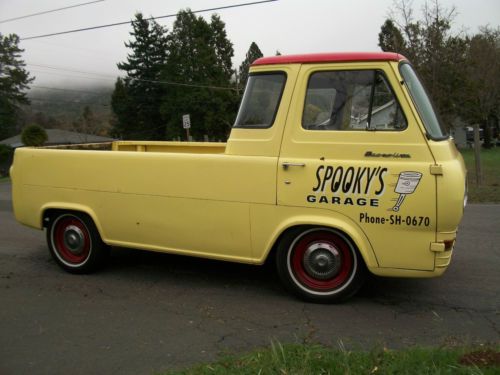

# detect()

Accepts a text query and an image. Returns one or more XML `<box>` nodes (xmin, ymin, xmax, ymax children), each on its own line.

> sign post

<box><xmin>182</xmin><ymin>114</ymin><xmax>191</xmax><ymax>141</ymax></box>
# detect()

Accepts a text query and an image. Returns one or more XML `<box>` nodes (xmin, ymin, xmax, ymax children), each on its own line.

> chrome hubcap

<box><xmin>63</xmin><ymin>225</ymin><xmax>85</xmax><ymax>255</ymax></box>
<box><xmin>303</xmin><ymin>242</ymin><xmax>341</xmax><ymax>279</ymax></box>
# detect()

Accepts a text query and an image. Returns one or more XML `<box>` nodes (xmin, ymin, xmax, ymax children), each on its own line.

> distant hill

<box><xmin>20</xmin><ymin>85</ymin><xmax>114</xmax><ymax>136</ymax></box>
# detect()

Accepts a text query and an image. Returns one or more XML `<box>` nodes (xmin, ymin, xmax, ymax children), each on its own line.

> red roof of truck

<box><xmin>252</xmin><ymin>52</ymin><xmax>406</xmax><ymax>66</ymax></box>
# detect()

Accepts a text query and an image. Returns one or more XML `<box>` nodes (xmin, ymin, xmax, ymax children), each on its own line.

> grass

<box><xmin>0</xmin><ymin>176</ymin><xmax>10</xmax><ymax>183</ymax></box>
<box><xmin>460</xmin><ymin>148</ymin><xmax>500</xmax><ymax>203</ymax></box>
<box><xmin>163</xmin><ymin>343</ymin><xmax>500</xmax><ymax>375</ymax></box>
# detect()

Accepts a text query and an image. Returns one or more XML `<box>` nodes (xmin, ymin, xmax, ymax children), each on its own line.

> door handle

<box><xmin>282</xmin><ymin>162</ymin><xmax>306</xmax><ymax>170</ymax></box>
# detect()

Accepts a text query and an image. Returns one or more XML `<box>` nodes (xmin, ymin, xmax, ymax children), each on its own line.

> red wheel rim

<box><xmin>52</xmin><ymin>216</ymin><xmax>91</xmax><ymax>265</ymax></box>
<box><xmin>290</xmin><ymin>230</ymin><xmax>354</xmax><ymax>291</ymax></box>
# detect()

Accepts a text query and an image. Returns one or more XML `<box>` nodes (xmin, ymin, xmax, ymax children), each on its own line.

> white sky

<box><xmin>0</xmin><ymin>0</ymin><xmax>499</xmax><ymax>88</ymax></box>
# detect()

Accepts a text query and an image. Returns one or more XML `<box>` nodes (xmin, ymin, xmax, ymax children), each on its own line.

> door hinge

<box><xmin>430</xmin><ymin>164</ymin><xmax>443</xmax><ymax>175</ymax></box>
<box><xmin>430</xmin><ymin>242</ymin><xmax>445</xmax><ymax>252</ymax></box>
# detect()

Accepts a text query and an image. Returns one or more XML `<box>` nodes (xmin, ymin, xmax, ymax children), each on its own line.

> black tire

<box><xmin>46</xmin><ymin>211</ymin><xmax>109</xmax><ymax>274</ymax></box>
<box><xmin>276</xmin><ymin>227</ymin><xmax>366</xmax><ymax>303</ymax></box>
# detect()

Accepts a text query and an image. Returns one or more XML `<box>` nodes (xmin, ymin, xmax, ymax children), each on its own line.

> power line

<box><xmin>20</xmin><ymin>0</ymin><xmax>278</xmax><ymax>40</ymax></box>
<box><xmin>0</xmin><ymin>0</ymin><xmax>105</xmax><ymax>24</ymax></box>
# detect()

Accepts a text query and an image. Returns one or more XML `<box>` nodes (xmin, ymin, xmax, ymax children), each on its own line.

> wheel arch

<box><xmin>259</xmin><ymin>214</ymin><xmax>379</xmax><ymax>270</ymax></box>
<box><xmin>41</xmin><ymin>203</ymin><xmax>106</xmax><ymax>242</ymax></box>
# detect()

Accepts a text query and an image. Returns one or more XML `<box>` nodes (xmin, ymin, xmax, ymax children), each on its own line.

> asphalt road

<box><xmin>0</xmin><ymin>182</ymin><xmax>498</xmax><ymax>375</ymax></box>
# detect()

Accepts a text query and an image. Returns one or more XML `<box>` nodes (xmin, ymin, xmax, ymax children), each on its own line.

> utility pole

<box><xmin>473</xmin><ymin>123</ymin><xmax>482</xmax><ymax>185</ymax></box>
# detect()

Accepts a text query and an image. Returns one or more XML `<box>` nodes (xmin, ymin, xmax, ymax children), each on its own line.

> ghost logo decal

<box><xmin>391</xmin><ymin>171</ymin><xmax>422</xmax><ymax>212</ymax></box>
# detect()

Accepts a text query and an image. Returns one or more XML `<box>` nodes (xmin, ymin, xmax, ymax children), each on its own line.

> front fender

<box><xmin>252</xmin><ymin>206</ymin><xmax>379</xmax><ymax>270</ymax></box>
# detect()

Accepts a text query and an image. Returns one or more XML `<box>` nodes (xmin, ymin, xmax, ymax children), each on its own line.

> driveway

<box><xmin>0</xmin><ymin>182</ymin><xmax>498</xmax><ymax>374</ymax></box>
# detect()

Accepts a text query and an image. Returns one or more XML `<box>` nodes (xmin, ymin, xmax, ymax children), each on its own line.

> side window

<box><xmin>234</xmin><ymin>73</ymin><xmax>286</xmax><ymax>129</ymax></box>
<box><xmin>302</xmin><ymin>70</ymin><xmax>407</xmax><ymax>131</ymax></box>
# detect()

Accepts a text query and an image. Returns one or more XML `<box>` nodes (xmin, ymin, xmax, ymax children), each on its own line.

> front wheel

<box><xmin>46</xmin><ymin>212</ymin><xmax>109</xmax><ymax>274</ymax></box>
<box><xmin>276</xmin><ymin>227</ymin><xmax>366</xmax><ymax>303</ymax></box>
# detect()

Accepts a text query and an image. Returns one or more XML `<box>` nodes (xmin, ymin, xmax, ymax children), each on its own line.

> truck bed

<box><xmin>112</xmin><ymin>141</ymin><xmax>226</xmax><ymax>154</ymax></box>
<box><xmin>43</xmin><ymin>141</ymin><xmax>227</xmax><ymax>154</ymax></box>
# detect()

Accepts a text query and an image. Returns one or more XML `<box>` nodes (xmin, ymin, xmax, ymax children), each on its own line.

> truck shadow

<box><xmin>106</xmin><ymin>246</ymin><xmax>285</xmax><ymax>297</ymax></box>
<box><xmin>105</xmin><ymin>246</ymin><xmax>434</xmax><ymax>304</ymax></box>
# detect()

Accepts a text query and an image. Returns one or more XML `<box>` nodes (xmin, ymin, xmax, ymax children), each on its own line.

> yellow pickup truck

<box><xmin>11</xmin><ymin>52</ymin><xmax>467</xmax><ymax>302</ymax></box>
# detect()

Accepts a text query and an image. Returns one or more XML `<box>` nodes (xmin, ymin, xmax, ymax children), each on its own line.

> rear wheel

<box><xmin>46</xmin><ymin>212</ymin><xmax>109</xmax><ymax>274</ymax></box>
<box><xmin>276</xmin><ymin>227</ymin><xmax>366</xmax><ymax>303</ymax></box>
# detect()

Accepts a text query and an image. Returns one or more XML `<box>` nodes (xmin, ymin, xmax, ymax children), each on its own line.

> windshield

<box><xmin>399</xmin><ymin>63</ymin><xmax>448</xmax><ymax>140</ymax></box>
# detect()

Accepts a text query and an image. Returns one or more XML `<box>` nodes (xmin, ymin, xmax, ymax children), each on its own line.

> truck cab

<box><xmin>228</xmin><ymin>52</ymin><xmax>466</xmax><ymax>299</ymax></box>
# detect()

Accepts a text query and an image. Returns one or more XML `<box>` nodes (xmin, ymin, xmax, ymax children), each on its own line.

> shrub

<box><xmin>0</xmin><ymin>144</ymin><xmax>14</xmax><ymax>177</ymax></box>
<box><xmin>21</xmin><ymin>124</ymin><xmax>48</xmax><ymax>147</ymax></box>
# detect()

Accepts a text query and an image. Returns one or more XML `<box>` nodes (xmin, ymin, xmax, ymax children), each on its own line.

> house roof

<box><xmin>252</xmin><ymin>52</ymin><xmax>406</xmax><ymax>66</ymax></box>
<box><xmin>0</xmin><ymin>129</ymin><xmax>115</xmax><ymax>148</ymax></box>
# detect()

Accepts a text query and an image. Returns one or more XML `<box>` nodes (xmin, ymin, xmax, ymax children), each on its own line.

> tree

<box><xmin>72</xmin><ymin>105</ymin><xmax>105</xmax><ymax>140</ymax></box>
<box><xmin>112</xmin><ymin>13</ymin><xmax>168</xmax><ymax>140</ymax></box>
<box><xmin>206</xmin><ymin>14</ymin><xmax>238</xmax><ymax>139</ymax></box>
<box><xmin>160</xmin><ymin>10</ymin><xmax>237</xmax><ymax>140</ymax></box>
<box><xmin>379</xmin><ymin>0</ymin><xmax>467</xmax><ymax>130</ymax></box>
<box><xmin>380</xmin><ymin>1</ymin><xmax>500</xmax><ymax>138</ymax></box>
<box><xmin>21</xmin><ymin>124</ymin><xmax>47</xmax><ymax>146</ymax></box>
<box><xmin>0</xmin><ymin>33</ymin><xmax>34</xmax><ymax>140</ymax></box>
<box><xmin>378</xmin><ymin>19</ymin><xmax>406</xmax><ymax>55</ymax></box>
<box><xmin>111</xmin><ymin>78</ymin><xmax>135</xmax><ymax>139</ymax></box>
<box><xmin>462</xmin><ymin>27</ymin><xmax>500</xmax><ymax>148</ymax></box>
<box><xmin>238</xmin><ymin>42</ymin><xmax>263</xmax><ymax>90</ymax></box>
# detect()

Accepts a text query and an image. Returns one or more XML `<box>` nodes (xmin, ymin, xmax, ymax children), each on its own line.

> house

<box><xmin>0</xmin><ymin>129</ymin><xmax>115</xmax><ymax>148</ymax></box>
